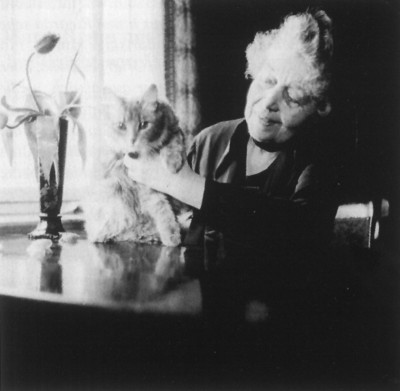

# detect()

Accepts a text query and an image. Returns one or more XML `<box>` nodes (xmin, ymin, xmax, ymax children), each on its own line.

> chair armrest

<box><xmin>332</xmin><ymin>199</ymin><xmax>389</xmax><ymax>248</ymax></box>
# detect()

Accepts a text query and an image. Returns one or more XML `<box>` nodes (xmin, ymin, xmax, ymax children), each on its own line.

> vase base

<box><xmin>28</xmin><ymin>215</ymin><xmax>65</xmax><ymax>240</ymax></box>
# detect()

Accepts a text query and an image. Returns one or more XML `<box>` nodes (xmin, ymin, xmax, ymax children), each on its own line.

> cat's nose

<box><xmin>128</xmin><ymin>151</ymin><xmax>139</xmax><ymax>159</ymax></box>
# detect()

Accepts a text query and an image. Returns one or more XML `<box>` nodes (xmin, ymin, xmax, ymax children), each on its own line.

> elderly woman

<box><xmin>125</xmin><ymin>10</ymin><xmax>338</xmax><ymax>278</ymax></box>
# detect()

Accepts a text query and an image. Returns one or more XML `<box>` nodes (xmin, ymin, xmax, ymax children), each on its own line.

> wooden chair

<box><xmin>332</xmin><ymin>199</ymin><xmax>389</xmax><ymax>248</ymax></box>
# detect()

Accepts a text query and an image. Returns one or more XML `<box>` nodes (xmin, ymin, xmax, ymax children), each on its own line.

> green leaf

<box><xmin>24</xmin><ymin>120</ymin><xmax>39</xmax><ymax>180</ymax></box>
<box><xmin>1</xmin><ymin>128</ymin><xmax>13</xmax><ymax>165</ymax></box>
<box><xmin>0</xmin><ymin>110</ymin><xmax>8</xmax><ymax>129</ymax></box>
<box><xmin>76</xmin><ymin>120</ymin><xmax>87</xmax><ymax>167</ymax></box>
<box><xmin>6</xmin><ymin>113</ymin><xmax>38</xmax><ymax>129</ymax></box>
<box><xmin>1</xmin><ymin>96</ymin><xmax>39</xmax><ymax>114</ymax></box>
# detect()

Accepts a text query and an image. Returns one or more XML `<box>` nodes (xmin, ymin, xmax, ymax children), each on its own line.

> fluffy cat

<box><xmin>84</xmin><ymin>85</ymin><xmax>187</xmax><ymax>246</ymax></box>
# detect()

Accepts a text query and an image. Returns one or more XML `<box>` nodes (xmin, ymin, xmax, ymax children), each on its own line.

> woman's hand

<box><xmin>123</xmin><ymin>153</ymin><xmax>173</xmax><ymax>193</ymax></box>
<box><xmin>123</xmin><ymin>154</ymin><xmax>205</xmax><ymax>209</ymax></box>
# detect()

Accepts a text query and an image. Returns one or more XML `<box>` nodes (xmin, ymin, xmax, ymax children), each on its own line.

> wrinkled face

<box><xmin>244</xmin><ymin>49</ymin><xmax>321</xmax><ymax>149</ymax></box>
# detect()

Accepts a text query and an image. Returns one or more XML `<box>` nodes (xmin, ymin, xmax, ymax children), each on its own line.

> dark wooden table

<box><xmin>1</xmin><ymin>222</ymin><xmax>399</xmax><ymax>390</ymax></box>
<box><xmin>0</xmin><ymin>223</ymin><xmax>201</xmax><ymax>315</ymax></box>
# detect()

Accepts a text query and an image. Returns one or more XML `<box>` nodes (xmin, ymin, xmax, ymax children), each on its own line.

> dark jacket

<box><xmin>184</xmin><ymin>119</ymin><xmax>338</xmax><ymax>284</ymax></box>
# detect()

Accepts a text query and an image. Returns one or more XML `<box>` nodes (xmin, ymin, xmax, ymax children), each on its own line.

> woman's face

<box><xmin>245</xmin><ymin>51</ymin><xmax>321</xmax><ymax>149</ymax></box>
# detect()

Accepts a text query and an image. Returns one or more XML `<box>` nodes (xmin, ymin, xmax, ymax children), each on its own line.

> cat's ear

<box><xmin>142</xmin><ymin>84</ymin><xmax>158</xmax><ymax>104</ymax></box>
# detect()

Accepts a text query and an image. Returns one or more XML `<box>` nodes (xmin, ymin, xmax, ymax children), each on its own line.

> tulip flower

<box><xmin>0</xmin><ymin>33</ymin><xmax>86</xmax><ymax>177</ymax></box>
<box><xmin>34</xmin><ymin>34</ymin><xmax>60</xmax><ymax>54</ymax></box>
<box><xmin>27</xmin><ymin>33</ymin><xmax>60</xmax><ymax>112</ymax></box>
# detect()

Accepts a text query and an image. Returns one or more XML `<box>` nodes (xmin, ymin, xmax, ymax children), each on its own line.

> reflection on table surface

<box><xmin>1</xmin><ymin>224</ymin><xmax>399</xmax><ymax>391</ymax></box>
<box><xmin>0</xmin><ymin>227</ymin><xmax>201</xmax><ymax>314</ymax></box>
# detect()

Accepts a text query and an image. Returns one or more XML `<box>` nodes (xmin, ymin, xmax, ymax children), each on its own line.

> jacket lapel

<box><xmin>215</xmin><ymin>120</ymin><xmax>248</xmax><ymax>184</ymax></box>
<box><xmin>213</xmin><ymin>119</ymin><xmax>303</xmax><ymax>196</ymax></box>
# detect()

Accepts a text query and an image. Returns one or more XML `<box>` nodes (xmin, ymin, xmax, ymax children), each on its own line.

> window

<box><xmin>0</xmin><ymin>0</ymin><xmax>165</xmax><ymax>221</ymax></box>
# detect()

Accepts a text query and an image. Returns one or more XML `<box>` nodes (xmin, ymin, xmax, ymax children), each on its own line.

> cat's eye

<box><xmin>118</xmin><ymin>122</ymin><xmax>127</xmax><ymax>130</ymax></box>
<box><xmin>138</xmin><ymin>121</ymin><xmax>148</xmax><ymax>130</ymax></box>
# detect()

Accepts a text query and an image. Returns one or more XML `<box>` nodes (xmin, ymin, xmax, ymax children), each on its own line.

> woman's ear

<box><xmin>317</xmin><ymin>99</ymin><xmax>332</xmax><ymax>117</ymax></box>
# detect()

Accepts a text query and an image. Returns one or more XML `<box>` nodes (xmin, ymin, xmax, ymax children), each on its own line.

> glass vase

<box><xmin>28</xmin><ymin>117</ymin><xmax>68</xmax><ymax>239</ymax></box>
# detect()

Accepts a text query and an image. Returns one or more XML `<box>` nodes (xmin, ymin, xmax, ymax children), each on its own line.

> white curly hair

<box><xmin>245</xmin><ymin>10</ymin><xmax>333</xmax><ymax>101</ymax></box>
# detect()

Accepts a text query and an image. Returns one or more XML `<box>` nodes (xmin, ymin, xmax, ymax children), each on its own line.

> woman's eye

<box><xmin>118</xmin><ymin>122</ymin><xmax>126</xmax><ymax>130</ymax></box>
<box><xmin>138</xmin><ymin>121</ymin><xmax>148</xmax><ymax>130</ymax></box>
<box><xmin>288</xmin><ymin>95</ymin><xmax>300</xmax><ymax>105</ymax></box>
<box><xmin>284</xmin><ymin>89</ymin><xmax>301</xmax><ymax>106</ymax></box>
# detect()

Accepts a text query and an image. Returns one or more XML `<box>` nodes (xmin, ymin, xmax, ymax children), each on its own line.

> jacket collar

<box><xmin>214</xmin><ymin>119</ymin><xmax>302</xmax><ymax>196</ymax></box>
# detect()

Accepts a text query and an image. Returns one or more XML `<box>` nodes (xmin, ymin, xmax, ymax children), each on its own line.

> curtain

<box><xmin>0</xmin><ymin>0</ymin><xmax>164</xmax><ymax>210</ymax></box>
<box><xmin>164</xmin><ymin>0</ymin><xmax>201</xmax><ymax>147</ymax></box>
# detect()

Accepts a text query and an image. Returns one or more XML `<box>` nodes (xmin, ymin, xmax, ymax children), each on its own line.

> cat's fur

<box><xmin>84</xmin><ymin>85</ymin><xmax>187</xmax><ymax>246</ymax></box>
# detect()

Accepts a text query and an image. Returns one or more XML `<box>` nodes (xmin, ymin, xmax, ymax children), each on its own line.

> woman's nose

<box><xmin>263</xmin><ymin>87</ymin><xmax>281</xmax><ymax>112</ymax></box>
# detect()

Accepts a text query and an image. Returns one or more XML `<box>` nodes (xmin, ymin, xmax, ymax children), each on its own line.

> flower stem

<box><xmin>65</xmin><ymin>49</ymin><xmax>79</xmax><ymax>91</ymax></box>
<box><xmin>26</xmin><ymin>52</ymin><xmax>42</xmax><ymax>112</ymax></box>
